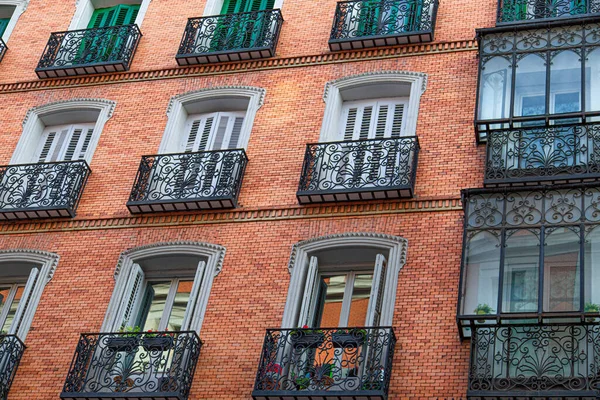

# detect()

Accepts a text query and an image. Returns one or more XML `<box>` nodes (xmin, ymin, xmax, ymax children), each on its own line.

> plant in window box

<box><xmin>142</xmin><ymin>329</ymin><xmax>175</xmax><ymax>351</ymax></box>
<box><xmin>585</xmin><ymin>302</ymin><xmax>600</xmax><ymax>322</ymax></box>
<box><xmin>106</xmin><ymin>326</ymin><xmax>142</xmax><ymax>351</ymax></box>
<box><xmin>332</xmin><ymin>328</ymin><xmax>367</xmax><ymax>348</ymax></box>
<box><xmin>473</xmin><ymin>304</ymin><xmax>494</xmax><ymax>323</ymax></box>
<box><xmin>292</xmin><ymin>364</ymin><xmax>333</xmax><ymax>390</ymax></box>
<box><xmin>289</xmin><ymin>325</ymin><xmax>325</xmax><ymax>349</ymax></box>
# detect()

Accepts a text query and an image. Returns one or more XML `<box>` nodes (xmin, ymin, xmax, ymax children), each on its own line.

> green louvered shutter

<box><xmin>113</xmin><ymin>4</ymin><xmax>140</xmax><ymax>25</ymax></box>
<box><xmin>88</xmin><ymin>7</ymin><xmax>117</xmax><ymax>28</ymax></box>
<box><xmin>0</xmin><ymin>18</ymin><xmax>10</xmax><ymax>38</ymax></box>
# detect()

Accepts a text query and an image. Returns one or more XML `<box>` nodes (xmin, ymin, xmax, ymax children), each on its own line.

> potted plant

<box><xmin>289</xmin><ymin>326</ymin><xmax>325</xmax><ymax>349</ymax></box>
<box><xmin>332</xmin><ymin>328</ymin><xmax>367</xmax><ymax>348</ymax></box>
<box><xmin>106</xmin><ymin>326</ymin><xmax>141</xmax><ymax>351</ymax></box>
<box><xmin>585</xmin><ymin>302</ymin><xmax>600</xmax><ymax>322</ymax></box>
<box><xmin>473</xmin><ymin>304</ymin><xmax>494</xmax><ymax>323</ymax></box>
<box><xmin>142</xmin><ymin>329</ymin><xmax>175</xmax><ymax>351</ymax></box>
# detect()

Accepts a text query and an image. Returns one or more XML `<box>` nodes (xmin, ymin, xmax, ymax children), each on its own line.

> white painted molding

<box><xmin>159</xmin><ymin>86</ymin><xmax>266</xmax><ymax>153</ymax></box>
<box><xmin>11</xmin><ymin>98</ymin><xmax>116</xmax><ymax>164</ymax></box>
<box><xmin>319</xmin><ymin>71</ymin><xmax>428</xmax><ymax>142</ymax></box>
<box><xmin>102</xmin><ymin>241</ymin><xmax>226</xmax><ymax>332</ymax></box>
<box><xmin>69</xmin><ymin>0</ymin><xmax>152</xmax><ymax>30</ymax></box>
<box><xmin>0</xmin><ymin>0</ymin><xmax>30</xmax><ymax>43</ymax></box>
<box><xmin>202</xmin><ymin>0</ymin><xmax>284</xmax><ymax>16</ymax></box>
<box><xmin>0</xmin><ymin>249</ymin><xmax>59</xmax><ymax>340</ymax></box>
<box><xmin>281</xmin><ymin>232</ymin><xmax>408</xmax><ymax>328</ymax></box>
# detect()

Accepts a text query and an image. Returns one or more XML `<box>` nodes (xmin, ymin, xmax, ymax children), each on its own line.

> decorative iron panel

<box><xmin>127</xmin><ymin>149</ymin><xmax>248</xmax><ymax>212</ymax></box>
<box><xmin>469</xmin><ymin>323</ymin><xmax>600</xmax><ymax>397</ymax></box>
<box><xmin>252</xmin><ymin>327</ymin><xmax>396</xmax><ymax>400</ymax></box>
<box><xmin>36</xmin><ymin>24</ymin><xmax>141</xmax><ymax>78</ymax></box>
<box><xmin>176</xmin><ymin>9</ymin><xmax>283</xmax><ymax>64</ymax></box>
<box><xmin>0</xmin><ymin>161</ymin><xmax>91</xmax><ymax>220</ymax></box>
<box><xmin>497</xmin><ymin>0</ymin><xmax>600</xmax><ymax>24</ymax></box>
<box><xmin>0</xmin><ymin>335</ymin><xmax>25</xmax><ymax>400</ymax></box>
<box><xmin>485</xmin><ymin>122</ymin><xmax>600</xmax><ymax>185</ymax></box>
<box><xmin>60</xmin><ymin>331</ymin><xmax>202</xmax><ymax>400</ymax></box>
<box><xmin>329</xmin><ymin>0</ymin><xmax>438</xmax><ymax>49</ymax></box>
<box><xmin>0</xmin><ymin>38</ymin><xmax>6</xmax><ymax>63</ymax></box>
<box><xmin>297</xmin><ymin>137</ymin><xmax>419</xmax><ymax>204</ymax></box>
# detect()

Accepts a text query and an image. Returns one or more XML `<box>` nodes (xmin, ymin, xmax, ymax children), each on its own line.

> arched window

<box><xmin>68</xmin><ymin>0</ymin><xmax>152</xmax><ymax>30</ymax></box>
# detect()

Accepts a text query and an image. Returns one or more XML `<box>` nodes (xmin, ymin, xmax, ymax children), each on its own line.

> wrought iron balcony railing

<box><xmin>0</xmin><ymin>38</ymin><xmax>6</xmax><ymax>63</ymax></box>
<box><xmin>127</xmin><ymin>149</ymin><xmax>248</xmax><ymax>213</ymax></box>
<box><xmin>0</xmin><ymin>335</ymin><xmax>25</xmax><ymax>400</ymax></box>
<box><xmin>484</xmin><ymin>122</ymin><xmax>600</xmax><ymax>186</ymax></box>
<box><xmin>252</xmin><ymin>327</ymin><xmax>396</xmax><ymax>400</ymax></box>
<box><xmin>36</xmin><ymin>24</ymin><xmax>142</xmax><ymax>79</ymax></box>
<box><xmin>0</xmin><ymin>160</ymin><xmax>91</xmax><ymax>220</ymax></box>
<box><xmin>297</xmin><ymin>137</ymin><xmax>419</xmax><ymax>204</ymax></box>
<box><xmin>469</xmin><ymin>322</ymin><xmax>600</xmax><ymax>399</ymax></box>
<box><xmin>497</xmin><ymin>0</ymin><xmax>600</xmax><ymax>24</ymax></box>
<box><xmin>60</xmin><ymin>331</ymin><xmax>202</xmax><ymax>400</ymax></box>
<box><xmin>329</xmin><ymin>0</ymin><xmax>438</xmax><ymax>51</ymax></box>
<box><xmin>176</xmin><ymin>9</ymin><xmax>283</xmax><ymax>65</ymax></box>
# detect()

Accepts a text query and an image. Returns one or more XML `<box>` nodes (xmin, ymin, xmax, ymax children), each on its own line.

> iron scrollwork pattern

<box><xmin>469</xmin><ymin>323</ymin><xmax>600</xmax><ymax>396</ymax></box>
<box><xmin>0</xmin><ymin>335</ymin><xmax>25</xmax><ymax>400</ymax></box>
<box><xmin>485</xmin><ymin>122</ymin><xmax>600</xmax><ymax>185</ymax></box>
<box><xmin>0</xmin><ymin>38</ymin><xmax>6</xmax><ymax>63</ymax></box>
<box><xmin>177</xmin><ymin>10</ymin><xmax>283</xmax><ymax>56</ymax></box>
<box><xmin>36</xmin><ymin>25</ymin><xmax>142</xmax><ymax>71</ymax></box>
<box><xmin>60</xmin><ymin>331</ymin><xmax>202</xmax><ymax>399</ymax></box>
<box><xmin>498</xmin><ymin>0</ymin><xmax>600</xmax><ymax>24</ymax></box>
<box><xmin>253</xmin><ymin>328</ymin><xmax>396</xmax><ymax>397</ymax></box>
<box><xmin>0</xmin><ymin>161</ymin><xmax>91</xmax><ymax>218</ymax></box>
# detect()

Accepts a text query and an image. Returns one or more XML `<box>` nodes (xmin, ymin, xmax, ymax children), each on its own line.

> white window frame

<box><xmin>10</xmin><ymin>98</ymin><xmax>116</xmax><ymax>165</ymax></box>
<box><xmin>0</xmin><ymin>0</ymin><xmax>28</xmax><ymax>43</ymax></box>
<box><xmin>281</xmin><ymin>232</ymin><xmax>407</xmax><ymax>329</ymax></box>
<box><xmin>68</xmin><ymin>0</ymin><xmax>151</xmax><ymax>30</ymax></box>
<box><xmin>202</xmin><ymin>0</ymin><xmax>284</xmax><ymax>16</ymax></box>
<box><xmin>102</xmin><ymin>242</ymin><xmax>225</xmax><ymax>333</ymax></box>
<box><xmin>319</xmin><ymin>71</ymin><xmax>428</xmax><ymax>143</ymax></box>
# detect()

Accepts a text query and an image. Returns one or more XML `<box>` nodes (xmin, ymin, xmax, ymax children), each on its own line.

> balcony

<box><xmin>468</xmin><ymin>322</ymin><xmax>600</xmax><ymax>399</ymax></box>
<box><xmin>0</xmin><ymin>161</ymin><xmax>91</xmax><ymax>220</ymax></box>
<box><xmin>484</xmin><ymin>122</ymin><xmax>600</xmax><ymax>186</ymax></box>
<box><xmin>497</xmin><ymin>0</ymin><xmax>600</xmax><ymax>24</ymax></box>
<box><xmin>0</xmin><ymin>335</ymin><xmax>25</xmax><ymax>400</ymax></box>
<box><xmin>329</xmin><ymin>0</ymin><xmax>438</xmax><ymax>51</ymax></box>
<box><xmin>176</xmin><ymin>9</ymin><xmax>283</xmax><ymax>65</ymax></box>
<box><xmin>252</xmin><ymin>327</ymin><xmax>396</xmax><ymax>400</ymax></box>
<box><xmin>297</xmin><ymin>137</ymin><xmax>419</xmax><ymax>204</ymax></box>
<box><xmin>60</xmin><ymin>331</ymin><xmax>202</xmax><ymax>400</ymax></box>
<box><xmin>127</xmin><ymin>149</ymin><xmax>248</xmax><ymax>213</ymax></box>
<box><xmin>36</xmin><ymin>24</ymin><xmax>142</xmax><ymax>79</ymax></box>
<box><xmin>0</xmin><ymin>38</ymin><xmax>6</xmax><ymax>62</ymax></box>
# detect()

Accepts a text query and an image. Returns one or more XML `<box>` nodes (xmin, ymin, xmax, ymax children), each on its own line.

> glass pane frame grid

<box><xmin>474</xmin><ymin>21</ymin><xmax>600</xmax><ymax>142</ymax></box>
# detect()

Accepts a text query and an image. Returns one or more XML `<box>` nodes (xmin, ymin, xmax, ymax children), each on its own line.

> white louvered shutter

<box><xmin>37</xmin><ymin>124</ymin><xmax>95</xmax><ymax>162</ymax></box>
<box><xmin>181</xmin><ymin>261</ymin><xmax>207</xmax><ymax>331</ymax></box>
<box><xmin>64</xmin><ymin>125</ymin><xmax>95</xmax><ymax>161</ymax></box>
<box><xmin>339</xmin><ymin>99</ymin><xmax>408</xmax><ymax>141</ymax></box>
<box><xmin>114</xmin><ymin>263</ymin><xmax>146</xmax><ymax>329</ymax></box>
<box><xmin>297</xmin><ymin>256</ymin><xmax>319</xmax><ymax>327</ymax></box>
<box><xmin>9</xmin><ymin>267</ymin><xmax>39</xmax><ymax>337</ymax></box>
<box><xmin>365</xmin><ymin>254</ymin><xmax>387</xmax><ymax>327</ymax></box>
<box><xmin>183</xmin><ymin>112</ymin><xmax>246</xmax><ymax>153</ymax></box>
<box><xmin>38</xmin><ymin>127</ymin><xmax>69</xmax><ymax>162</ymax></box>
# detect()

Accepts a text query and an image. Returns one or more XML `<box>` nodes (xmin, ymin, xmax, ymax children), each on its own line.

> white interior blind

<box><xmin>183</xmin><ymin>112</ymin><xmax>245</xmax><ymax>153</ymax></box>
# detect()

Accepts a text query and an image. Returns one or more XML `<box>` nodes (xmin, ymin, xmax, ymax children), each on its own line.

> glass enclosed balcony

<box><xmin>497</xmin><ymin>0</ymin><xmax>600</xmax><ymax>24</ymax></box>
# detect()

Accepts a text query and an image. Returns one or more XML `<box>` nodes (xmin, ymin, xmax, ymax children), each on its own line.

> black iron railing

<box><xmin>297</xmin><ymin>137</ymin><xmax>419</xmax><ymax>204</ymax></box>
<box><xmin>469</xmin><ymin>323</ymin><xmax>600</xmax><ymax>398</ymax></box>
<box><xmin>0</xmin><ymin>160</ymin><xmax>91</xmax><ymax>220</ymax></box>
<box><xmin>497</xmin><ymin>0</ymin><xmax>600</xmax><ymax>23</ymax></box>
<box><xmin>60</xmin><ymin>331</ymin><xmax>202</xmax><ymax>400</ymax></box>
<box><xmin>127</xmin><ymin>149</ymin><xmax>248</xmax><ymax>213</ymax></box>
<box><xmin>0</xmin><ymin>38</ymin><xmax>6</xmax><ymax>63</ymax></box>
<box><xmin>0</xmin><ymin>335</ymin><xmax>25</xmax><ymax>400</ymax></box>
<box><xmin>329</xmin><ymin>0</ymin><xmax>438</xmax><ymax>50</ymax></box>
<box><xmin>252</xmin><ymin>327</ymin><xmax>396</xmax><ymax>400</ymax></box>
<box><xmin>485</xmin><ymin>122</ymin><xmax>600</xmax><ymax>186</ymax></box>
<box><xmin>176</xmin><ymin>9</ymin><xmax>283</xmax><ymax>65</ymax></box>
<box><xmin>36</xmin><ymin>24</ymin><xmax>142</xmax><ymax>78</ymax></box>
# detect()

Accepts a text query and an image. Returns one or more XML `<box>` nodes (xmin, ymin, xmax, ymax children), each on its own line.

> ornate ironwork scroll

<box><xmin>253</xmin><ymin>327</ymin><xmax>396</xmax><ymax>398</ymax></box>
<box><xmin>497</xmin><ymin>0</ymin><xmax>600</xmax><ymax>24</ymax></box>
<box><xmin>0</xmin><ymin>335</ymin><xmax>25</xmax><ymax>400</ymax></box>
<box><xmin>60</xmin><ymin>331</ymin><xmax>202</xmax><ymax>400</ymax></box>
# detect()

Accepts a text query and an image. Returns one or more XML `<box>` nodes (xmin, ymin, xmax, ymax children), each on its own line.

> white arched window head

<box><xmin>202</xmin><ymin>0</ymin><xmax>284</xmax><ymax>16</ymax></box>
<box><xmin>102</xmin><ymin>241</ymin><xmax>225</xmax><ymax>333</ymax></box>
<box><xmin>0</xmin><ymin>0</ymin><xmax>28</xmax><ymax>43</ymax></box>
<box><xmin>68</xmin><ymin>0</ymin><xmax>152</xmax><ymax>30</ymax></box>
<box><xmin>159</xmin><ymin>86</ymin><xmax>266</xmax><ymax>154</ymax></box>
<box><xmin>319</xmin><ymin>71</ymin><xmax>428</xmax><ymax>143</ymax></box>
<box><xmin>0</xmin><ymin>249</ymin><xmax>58</xmax><ymax>340</ymax></box>
<box><xmin>10</xmin><ymin>98</ymin><xmax>116</xmax><ymax>165</ymax></box>
<box><xmin>281</xmin><ymin>232</ymin><xmax>408</xmax><ymax>329</ymax></box>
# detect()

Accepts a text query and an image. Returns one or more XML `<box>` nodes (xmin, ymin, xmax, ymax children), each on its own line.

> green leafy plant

<box><xmin>118</xmin><ymin>326</ymin><xmax>142</xmax><ymax>337</ymax></box>
<box><xmin>474</xmin><ymin>303</ymin><xmax>494</xmax><ymax>315</ymax></box>
<box><xmin>585</xmin><ymin>302</ymin><xmax>600</xmax><ymax>313</ymax></box>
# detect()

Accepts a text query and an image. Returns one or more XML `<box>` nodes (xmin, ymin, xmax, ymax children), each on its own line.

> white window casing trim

<box><xmin>320</xmin><ymin>71</ymin><xmax>428</xmax><ymax>142</ymax></box>
<box><xmin>0</xmin><ymin>0</ymin><xmax>29</xmax><ymax>42</ymax></box>
<box><xmin>11</xmin><ymin>98</ymin><xmax>116</xmax><ymax>165</ymax></box>
<box><xmin>281</xmin><ymin>232</ymin><xmax>408</xmax><ymax>328</ymax></box>
<box><xmin>159</xmin><ymin>86</ymin><xmax>266</xmax><ymax>153</ymax></box>
<box><xmin>0</xmin><ymin>249</ymin><xmax>59</xmax><ymax>340</ymax></box>
<box><xmin>69</xmin><ymin>0</ymin><xmax>151</xmax><ymax>30</ymax></box>
<box><xmin>202</xmin><ymin>0</ymin><xmax>284</xmax><ymax>16</ymax></box>
<box><xmin>102</xmin><ymin>241</ymin><xmax>225</xmax><ymax>333</ymax></box>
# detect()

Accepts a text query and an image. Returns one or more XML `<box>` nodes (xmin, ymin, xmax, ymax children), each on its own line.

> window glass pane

<box><xmin>347</xmin><ymin>274</ymin><xmax>372</xmax><ymax>326</ymax></box>
<box><xmin>0</xmin><ymin>287</ymin><xmax>10</xmax><ymax>332</ymax></box>
<box><xmin>586</xmin><ymin>48</ymin><xmax>600</xmax><ymax>112</ymax></box>
<box><xmin>543</xmin><ymin>227</ymin><xmax>580</xmax><ymax>312</ymax></box>
<box><xmin>514</xmin><ymin>54</ymin><xmax>547</xmax><ymax>117</ymax></box>
<box><xmin>550</xmin><ymin>51</ymin><xmax>581</xmax><ymax>114</ymax></box>
<box><xmin>317</xmin><ymin>275</ymin><xmax>347</xmax><ymax>327</ymax></box>
<box><xmin>461</xmin><ymin>232</ymin><xmax>500</xmax><ymax>316</ymax></box>
<box><xmin>1</xmin><ymin>286</ymin><xmax>23</xmax><ymax>332</ymax></box>
<box><xmin>140</xmin><ymin>282</ymin><xmax>170</xmax><ymax>331</ymax></box>
<box><xmin>503</xmin><ymin>230</ymin><xmax>540</xmax><ymax>313</ymax></box>
<box><xmin>585</xmin><ymin>226</ymin><xmax>600</xmax><ymax>310</ymax></box>
<box><xmin>166</xmin><ymin>280</ymin><xmax>193</xmax><ymax>331</ymax></box>
<box><xmin>478</xmin><ymin>56</ymin><xmax>512</xmax><ymax>120</ymax></box>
